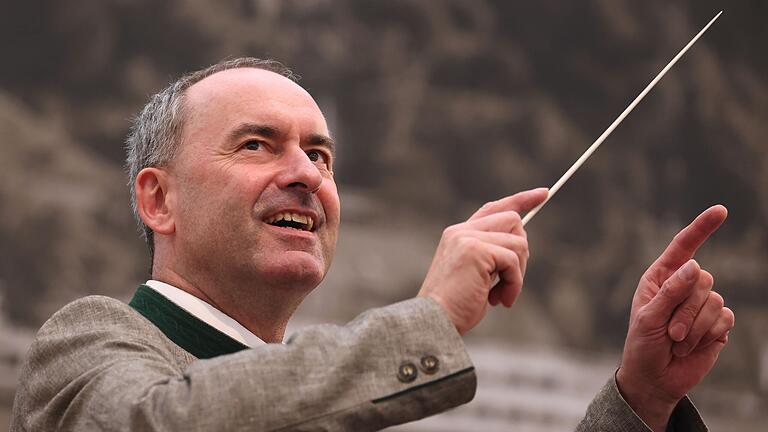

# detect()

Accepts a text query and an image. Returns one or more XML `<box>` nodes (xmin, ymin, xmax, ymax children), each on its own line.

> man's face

<box><xmin>167</xmin><ymin>68</ymin><xmax>340</xmax><ymax>293</ymax></box>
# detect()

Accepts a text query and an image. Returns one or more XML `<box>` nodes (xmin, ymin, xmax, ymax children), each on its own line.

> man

<box><xmin>12</xmin><ymin>58</ymin><xmax>734</xmax><ymax>431</ymax></box>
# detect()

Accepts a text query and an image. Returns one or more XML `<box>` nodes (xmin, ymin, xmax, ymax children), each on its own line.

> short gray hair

<box><xmin>125</xmin><ymin>57</ymin><xmax>297</xmax><ymax>270</ymax></box>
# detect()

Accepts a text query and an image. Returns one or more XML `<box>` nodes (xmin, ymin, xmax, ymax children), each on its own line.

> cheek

<box><xmin>174</xmin><ymin>172</ymin><xmax>242</xmax><ymax>236</ymax></box>
<box><xmin>318</xmin><ymin>185</ymin><xmax>340</xmax><ymax>270</ymax></box>
<box><xmin>174</xmin><ymin>183</ymin><xmax>222</xmax><ymax>242</ymax></box>
<box><xmin>319</xmin><ymin>183</ymin><xmax>341</xmax><ymax>227</ymax></box>
<box><xmin>183</xmin><ymin>164</ymin><xmax>264</xmax><ymax>209</ymax></box>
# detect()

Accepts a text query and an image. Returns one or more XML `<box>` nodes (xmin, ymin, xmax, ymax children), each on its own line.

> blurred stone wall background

<box><xmin>1</xmin><ymin>0</ymin><xmax>766</xmax><ymax>430</ymax></box>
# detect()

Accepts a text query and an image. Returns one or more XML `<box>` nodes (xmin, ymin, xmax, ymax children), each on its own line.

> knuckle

<box><xmin>520</xmin><ymin>238</ymin><xmax>530</xmax><ymax>258</ymax></box>
<box><xmin>708</xmin><ymin>291</ymin><xmax>724</xmax><ymax>309</ymax></box>
<box><xmin>480</xmin><ymin>201</ymin><xmax>497</xmax><ymax>211</ymax></box>
<box><xmin>671</xmin><ymin>230</ymin><xmax>686</xmax><ymax>245</ymax></box>
<box><xmin>659</xmin><ymin>277</ymin><xmax>677</xmax><ymax>297</ymax></box>
<box><xmin>676</xmin><ymin>303</ymin><xmax>699</xmax><ymax>323</ymax></box>
<box><xmin>699</xmin><ymin>270</ymin><xmax>714</xmax><ymax>288</ymax></box>
<box><xmin>634</xmin><ymin>308</ymin><xmax>655</xmax><ymax>328</ymax></box>
<box><xmin>442</xmin><ymin>224</ymin><xmax>460</xmax><ymax>238</ymax></box>
<box><xmin>640</xmin><ymin>272</ymin><xmax>656</xmax><ymax>288</ymax></box>
<box><xmin>723</xmin><ymin>307</ymin><xmax>735</xmax><ymax>327</ymax></box>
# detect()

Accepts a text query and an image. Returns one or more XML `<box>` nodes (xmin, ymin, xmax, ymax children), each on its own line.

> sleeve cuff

<box><xmin>578</xmin><ymin>371</ymin><xmax>708</xmax><ymax>431</ymax></box>
<box><xmin>609</xmin><ymin>371</ymin><xmax>708</xmax><ymax>432</ymax></box>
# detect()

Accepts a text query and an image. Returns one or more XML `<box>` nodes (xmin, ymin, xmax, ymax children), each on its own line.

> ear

<box><xmin>135</xmin><ymin>167</ymin><xmax>175</xmax><ymax>236</ymax></box>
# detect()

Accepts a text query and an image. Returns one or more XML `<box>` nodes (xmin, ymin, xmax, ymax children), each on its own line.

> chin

<box><xmin>264</xmin><ymin>253</ymin><xmax>326</xmax><ymax>288</ymax></box>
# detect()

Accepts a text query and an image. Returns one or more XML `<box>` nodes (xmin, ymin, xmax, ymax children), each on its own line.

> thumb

<box><xmin>639</xmin><ymin>259</ymin><xmax>700</xmax><ymax>329</ymax></box>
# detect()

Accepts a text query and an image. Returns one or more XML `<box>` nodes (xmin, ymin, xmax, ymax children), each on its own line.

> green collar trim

<box><xmin>129</xmin><ymin>285</ymin><xmax>249</xmax><ymax>359</ymax></box>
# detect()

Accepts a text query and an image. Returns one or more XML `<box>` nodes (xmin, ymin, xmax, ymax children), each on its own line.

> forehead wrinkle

<box><xmin>182</xmin><ymin>70</ymin><xmax>331</xmax><ymax>155</ymax></box>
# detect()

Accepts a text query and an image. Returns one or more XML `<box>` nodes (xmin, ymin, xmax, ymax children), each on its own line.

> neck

<box><xmin>151</xmin><ymin>265</ymin><xmax>305</xmax><ymax>343</ymax></box>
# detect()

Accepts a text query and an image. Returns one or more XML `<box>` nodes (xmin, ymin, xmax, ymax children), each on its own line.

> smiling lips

<box><xmin>264</xmin><ymin>212</ymin><xmax>315</xmax><ymax>231</ymax></box>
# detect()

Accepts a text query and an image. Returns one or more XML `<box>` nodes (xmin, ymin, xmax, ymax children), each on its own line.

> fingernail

<box><xmin>670</xmin><ymin>323</ymin><xmax>687</xmax><ymax>341</ymax></box>
<box><xmin>679</xmin><ymin>260</ymin><xmax>697</xmax><ymax>281</ymax></box>
<box><xmin>673</xmin><ymin>342</ymin><xmax>689</xmax><ymax>357</ymax></box>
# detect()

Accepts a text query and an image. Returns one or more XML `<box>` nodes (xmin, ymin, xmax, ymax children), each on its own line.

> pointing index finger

<box><xmin>646</xmin><ymin>205</ymin><xmax>727</xmax><ymax>285</ymax></box>
<box><xmin>469</xmin><ymin>188</ymin><xmax>548</xmax><ymax>221</ymax></box>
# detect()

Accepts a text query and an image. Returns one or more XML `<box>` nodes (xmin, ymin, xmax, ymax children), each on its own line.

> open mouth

<box><xmin>264</xmin><ymin>212</ymin><xmax>315</xmax><ymax>232</ymax></box>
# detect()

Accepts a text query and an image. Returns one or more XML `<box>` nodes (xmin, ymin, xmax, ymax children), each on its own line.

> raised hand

<box><xmin>417</xmin><ymin>188</ymin><xmax>548</xmax><ymax>335</ymax></box>
<box><xmin>617</xmin><ymin>205</ymin><xmax>735</xmax><ymax>431</ymax></box>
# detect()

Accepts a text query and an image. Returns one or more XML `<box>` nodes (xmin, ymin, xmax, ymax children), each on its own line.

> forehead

<box><xmin>182</xmin><ymin>68</ymin><xmax>328</xmax><ymax>138</ymax></box>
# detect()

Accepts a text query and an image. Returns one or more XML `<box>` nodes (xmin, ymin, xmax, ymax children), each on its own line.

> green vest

<box><xmin>129</xmin><ymin>285</ymin><xmax>249</xmax><ymax>359</ymax></box>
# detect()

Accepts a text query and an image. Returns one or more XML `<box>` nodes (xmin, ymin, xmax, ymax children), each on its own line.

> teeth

<box><xmin>265</xmin><ymin>212</ymin><xmax>315</xmax><ymax>231</ymax></box>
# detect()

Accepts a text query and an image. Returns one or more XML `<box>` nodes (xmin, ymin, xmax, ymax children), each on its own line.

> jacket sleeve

<box><xmin>576</xmin><ymin>374</ymin><xmax>708</xmax><ymax>432</ymax></box>
<box><xmin>11</xmin><ymin>296</ymin><xmax>476</xmax><ymax>432</ymax></box>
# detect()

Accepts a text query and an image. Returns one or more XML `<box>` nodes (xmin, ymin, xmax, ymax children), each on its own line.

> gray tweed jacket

<box><xmin>11</xmin><ymin>293</ymin><xmax>706</xmax><ymax>431</ymax></box>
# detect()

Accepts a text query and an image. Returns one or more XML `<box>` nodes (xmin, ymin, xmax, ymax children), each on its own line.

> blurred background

<box><xmin>1</xmin><ymin>0</ymin><xmax>766</xmax><ymax>430</ymax></box>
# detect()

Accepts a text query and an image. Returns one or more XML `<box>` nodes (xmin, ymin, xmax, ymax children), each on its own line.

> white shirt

<box><xmin>144</xmin><ymin>280</ymin><xmax>266</xmax><ymax>348</ymax></box>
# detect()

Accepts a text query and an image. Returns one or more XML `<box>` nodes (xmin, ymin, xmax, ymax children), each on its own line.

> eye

<box><xmin>243</xmin><ymin>140</ymin><xmax>264</xmax><ymax>151</ymax></box>
<box><xmin>306</xmin><ymin>149</ymin><xmax>330</xmax><ymax>166</ymax></box>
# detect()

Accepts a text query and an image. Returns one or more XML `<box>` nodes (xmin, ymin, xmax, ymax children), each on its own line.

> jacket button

<box><xmin>420</xmin><ymin>355</ymin><xmax>439</xmax><ymax>374</ymax></box>
<box><xmin>397</xmin><ymin>362</ymin><xmax>418</xmax><ymax>383</ymax></box>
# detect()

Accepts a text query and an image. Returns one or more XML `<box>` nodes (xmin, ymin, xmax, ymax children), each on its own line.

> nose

<box><xmin>275</xmin><ymin>146</ymin><xmax>323</xmax><ymax>193</ymax></box>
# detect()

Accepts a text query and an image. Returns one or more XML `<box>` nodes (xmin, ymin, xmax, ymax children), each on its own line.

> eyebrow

<box><xmin>307</xmin><ymin>133</ymin><xmax>336</xmax><ymax>156</ymax></box>
<box><xmin>228</xmin><ymin>122</ymin><xmax>336</xmax><ymax>156</ymax></box>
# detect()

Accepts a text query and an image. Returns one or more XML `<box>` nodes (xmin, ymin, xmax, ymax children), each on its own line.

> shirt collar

<box><xmin>144</xmin><ymin>280</ymin><xmax>266</xmax><ymax>348</ymax></box>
